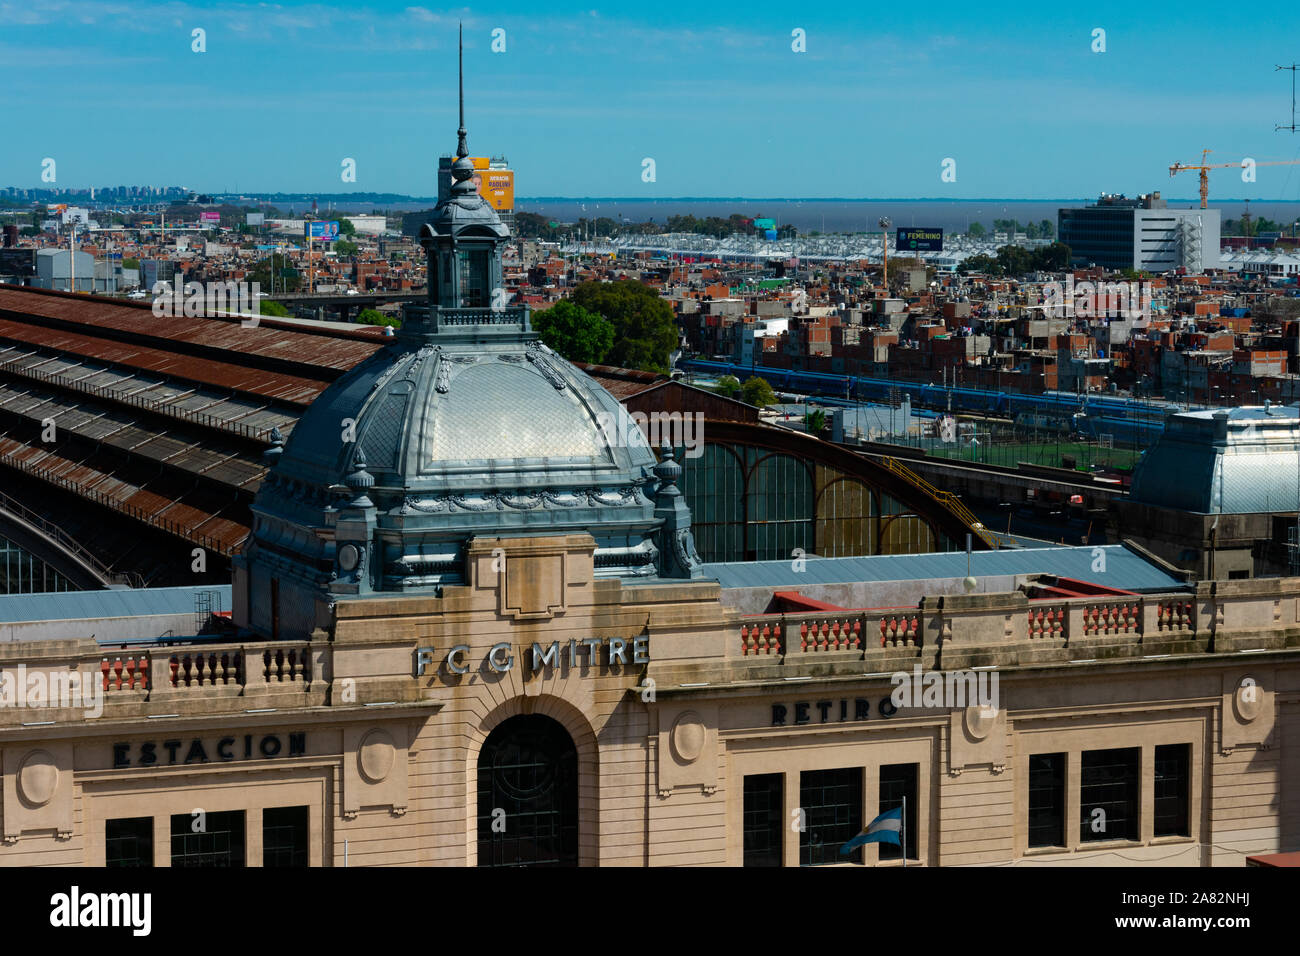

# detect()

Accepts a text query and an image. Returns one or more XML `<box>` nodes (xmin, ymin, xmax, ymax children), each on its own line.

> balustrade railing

<box><xmin>739</xmin><ymin>608</ymin><xmax>922</xmax><ymax>656</ymax></box>
<box><xmin>101</xmin><ymin>654</ymin><xmax>150</xmax><ymax>692</ymax></box>
<box><xmin>737</xmin><ymin>591</ymin><xmax>1211</xmax><ymax>662</ymax></box>
<box><xmin>1157</xmin><ymin>598</ymin><xmax>1195</xmax><ymax>632</ymax></box>
<box><xmin>91</xmin><ymin>641</ymin><xmax>318</xmax><ymax>698</ymax></box>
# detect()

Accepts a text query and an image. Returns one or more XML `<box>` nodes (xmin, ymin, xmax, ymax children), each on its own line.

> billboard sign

<box><xmin>753</xmin><ymin>218</ymin><xmax>775</xmax><ymax>230</ymax></box>
<box><xmin>896</xmin><ymin>227</ymin><xmax>943</xmax><ymax>252</ymax></box>
<box><xmin>246</xmin><ymin>212</ymin><xmax>265</xmax><ymax>226</ymax></box>
<box><xmin>199</xmin><ymin>211</ymin><xmax>220</xmax><ymax>224</ymax></box>
<box><xmin>479</xmin><ymin>170</ymin><xmax>515</xmax><ymax>212</ymax></box>
<box><xmin>305</xmin><ymin>221</ymin><xmax>339</xmax><ymax>241</ymax></box>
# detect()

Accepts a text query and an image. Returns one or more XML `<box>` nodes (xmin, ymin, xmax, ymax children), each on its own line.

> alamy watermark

<box><xmin>0</xmin><ymin>665</ymin><xmax>103</xmax><ymax>718</ymax></box>
<box><xmin>595</xmin><ymin>410</ymin><xmax>705</xmax><ymax>459</ymax></box>
<box><xmin>152</xmin><ymin>280</ymin><xmax>264</xmax><ymax>327</ymax></box>
<box><xmin>1042</xmin><ymin>276</ymin><xmax>1152</xmax><ymax>324</ymax></box>
<box><xmin>889</xmin><ymin>665</ymin><xmax>999</xmax><ymax>711</ymax></box>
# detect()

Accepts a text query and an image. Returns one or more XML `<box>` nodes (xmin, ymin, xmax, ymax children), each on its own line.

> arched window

<box><xmin>476</xmin><ymin>714</ymin><xmax>578</xmax><ymax>867</ymax></box>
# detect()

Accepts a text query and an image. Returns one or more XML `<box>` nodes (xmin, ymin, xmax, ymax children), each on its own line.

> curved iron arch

<box><xmin>0</xmin><ymin>506</ymin><xmax>113</xmax><ymax>590</ymax></box>
<box><xmin>690</xmin><ymin>420</ymin><xmax>988</xmax><ymax>557</ymax></box>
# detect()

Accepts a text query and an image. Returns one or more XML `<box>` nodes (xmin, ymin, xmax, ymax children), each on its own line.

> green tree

<box><xmin>741</xmin><ymin>376</ymin><xmax>776</xmax><ymax>408</ymax></box>
<box><xmin>960</xmin><ymin>254</ymin><xmax>1000</xmax><ymax>275</ymax></box>
<box><xmin>570</xmin><ymin>280</ymin><xmax>679</xmax><ymax>373</ymax></box>
<box><xmin>355</xmin><ymin>308</ymin><xmax>400</xmax><ymax>328</ymax></box>
<box><xmin>805</xmin><ymin>408</ymin><xmax>827</xmax><ymax>432</ymax></box>
<box><xmin>257</xmin><ymin>300</ymin><xmax>291</xmax><ymax>317</ymax></box>
<box><xmin>995</xmin><ymin>245</ymin><xmax>1034</xmax><ymax>276</ymax></box>
<box><xmin>714</xmin><ymin>375</ymin><xmax>741</xmax><ymax>398</ymax></box>
<box><xmin>121</xmin><ymin>257</ymin><xmax>140</xmax><ymax>270</ymax></box>
<box><xmin>967</xmin><ymin>222</ymin><xmax>987</xmax><ymax>238</ymax></box>
<box><xmin>1039</xmin><ymin>219</ymin><xmax>1055</xmax><ymax>239</ymax></box>
<box><xmin>334</xmin><ymin>240</ymin><xmax>359</xmax><ymax>257</ymax></box>
<box><xmin>1031</xmin><ymin>241</ymin><xmax>1072</xmax><ymax>272</ymax></box>
<box><xmin>338</xmin><ymin>217</ymin><xmax>356</xmax><ymax>237</ymax></box>
<box><xmin>532</xmin><ymin>300</ymin><xmax>615</xmax><ymax>364</ymax></box>
<box><xmin>514</xmin><ymin>212</ymin><xmax>567</xmax><ymax>241</ymax></box>
<box><xmin>248</xmin><ymin>254</ymin><xmax>301</xmax><ymax>293</ymax></box>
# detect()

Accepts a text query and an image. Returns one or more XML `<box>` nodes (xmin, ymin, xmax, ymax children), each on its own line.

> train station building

<box><xmin>0</xmin><ymin>68</ymin><xmax>1298</xmax><ymax>868</ymax></box>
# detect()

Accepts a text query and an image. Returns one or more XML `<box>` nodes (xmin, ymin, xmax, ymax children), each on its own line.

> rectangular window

<box><xmin>105</xmin><ymin>817</ymin><xmax>153</xmax><ymax>867</ymax></box>
<box><xmin>457</xmin><ymin>249</ymin><xmax>489</xmax><ymax>308</ymax></box>
<box><xmin>1028</xmin><ymin>753</ymin><xmax>1066</xmax><ymax>848</ymax></box>
<box><xmin>1154</xmin><ymin>744</ymin><xmax>1191</xmax><ymax>838</ymax></box>
<box><xmin>1080</xmin><ymin>747</ymin><xmax>1140</xmax><ymax>843</ymax></box>
<box><xmin>170</xmin><ymin>810</ymin><xmax>246</xmax><ymax>867</ymax></box>
<box><xmin>263</xmin><ymin>805</ymin><xmax>310</xmax><ymax>867</ymax></box>
<box><xmin>742</xmin><ymin>774</ymin><xmax>783</xmax><ymax>867</ymax></box>
<box><xmin>799</xmin><ymin>768</ymin><xmax>862</xmax><ymax>866</ymax></box>
<box><xmin>878</xmin><ymin>763</ymin><xmax>918</xmax><ymax>861</ymax></box>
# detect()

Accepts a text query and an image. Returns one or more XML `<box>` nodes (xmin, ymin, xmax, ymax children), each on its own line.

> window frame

<box><xmin>1027</xmin><ymin>752</ymin><xmax>1067</xmax><ymax>849</ymax></box>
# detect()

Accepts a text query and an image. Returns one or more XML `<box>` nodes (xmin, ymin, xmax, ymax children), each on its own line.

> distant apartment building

<box><xmin>1060</xmin><ymin>192</ymin><xmax>1220</xmax><ymax>273</ymax></box>
<box><xmin>734</xmin><ymin>318</ymin><xmax>788</xmax><ymax>366</ymax></box>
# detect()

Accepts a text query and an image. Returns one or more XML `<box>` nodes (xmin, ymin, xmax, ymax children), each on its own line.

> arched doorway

<box><xmin>476</xmin><ymin>714</ymin><xmax>578</xmax><ymax>867</ymax></box>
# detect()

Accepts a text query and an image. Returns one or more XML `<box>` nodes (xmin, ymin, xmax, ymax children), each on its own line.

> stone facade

<box><xmin>1</xmin><ymin>537</ymin><xmax>1297</xmax><ymax>866</ymax></box>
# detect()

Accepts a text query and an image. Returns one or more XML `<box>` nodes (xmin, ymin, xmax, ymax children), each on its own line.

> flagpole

<box><xmin>901</xmin><ymin>796</ymin><xmax>907</xmax><ymax>868</ymax></box>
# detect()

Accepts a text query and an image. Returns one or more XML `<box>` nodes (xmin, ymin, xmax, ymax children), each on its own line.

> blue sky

<box><xmin>4</xmin><ymin>0</ymin><xmax>1300</xmax><ymax>199</ymax></box>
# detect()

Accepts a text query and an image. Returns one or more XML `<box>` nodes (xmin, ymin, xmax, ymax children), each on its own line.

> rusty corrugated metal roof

<box><xmin>0</xmin><ymin>318</ymin><xmax>333</xmax><ymax>406</ymax></box>
<box><xmin>0</xmin><ymin>434</ymin><xmax>248</xmax><ymax>554</ymax></box>
<box><xmin>572</xmin><ymin>361</ymin><xmax>669</xmax><ymax>400</ymax></box>
<box><xmin>0</xmin><ymin>286</ymin><xmax>385</xmax><ymax>372</ymax></box>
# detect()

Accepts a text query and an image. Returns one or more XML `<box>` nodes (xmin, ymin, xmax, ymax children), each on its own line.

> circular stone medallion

<box><xmin>670</xmin><ymin>712</ymin><xmax>706</xmax><ymax>763</ymax></box>
<box><xmin>18</xmin><ymin>750</ymin><xmax>58</xmax><ymax>806</ymax></box>
<box><xmin>964</xmin><ymin>705</ymin><xmax>998</xmax><ymax>741</ymax></box>
<box><xmin>358</xmin><ymin>729</ymin><xmax>395</xmax><ymax>783</ymax></box>
<box><xmin>1235</xmin><ymin>678</ymin><xmax>1262</xmax><ymax>722</ymax></box>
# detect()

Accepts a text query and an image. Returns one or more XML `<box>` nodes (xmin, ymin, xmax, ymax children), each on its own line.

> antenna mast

<box><xmin>1277</xmin><ymin>64</ymin><xmax>1299</xmax><ymax>132</ymax></box>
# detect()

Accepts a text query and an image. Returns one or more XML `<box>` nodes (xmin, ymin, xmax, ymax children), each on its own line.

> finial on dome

<box><xmin>653</xmin><ymin>445</ymin><xmax>682</xmax><ymax>498</ymax></box>
<box><xmin>456</xmin><ymin>22</ymin><xmax>467</xmax><ymax>160</ymax></box>
<box><xmin>345</xmin><ymin>450</ymin><xmax>375</xmax><ymax>509</ymax></box>
<box><xmin>450</xmin><ymin>22</ymin><xmax>475</xmax><ymax>193</ymax></box>
<box><xmin>263</xmin><ymin>425</ymin><xmax>285</xmax><ymax>466</ymax></box>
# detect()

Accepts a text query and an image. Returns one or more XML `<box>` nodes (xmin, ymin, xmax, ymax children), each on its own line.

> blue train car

<box><xmin>679</xmin><ymin>359</ymin><xmax>1173</xmax><ymax>445</ymax></box>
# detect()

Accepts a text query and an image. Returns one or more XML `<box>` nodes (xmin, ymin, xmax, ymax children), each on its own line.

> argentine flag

<box><xmin>839</xmin><ymin>806</ymin><xmax>903</xmax><ymax>855</ymax></box>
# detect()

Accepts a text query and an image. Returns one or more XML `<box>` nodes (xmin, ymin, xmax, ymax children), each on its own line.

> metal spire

<box><xmin>456</xmin><ymin>22</ymin><xmax>468</xmax><ymax>159</ymax></box>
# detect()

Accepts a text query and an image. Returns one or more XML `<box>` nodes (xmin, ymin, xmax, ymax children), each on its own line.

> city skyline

<box><xmin>3</xmin><ymin>1</ymin><xmax>1300</xmax><ymax>198</ymax></box>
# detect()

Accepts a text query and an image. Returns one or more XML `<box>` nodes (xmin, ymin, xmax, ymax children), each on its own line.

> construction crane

<box><xmin>1169</xmin><ymin>149</ymin><xmax>1300</xmax><ymax>208</ymax></box>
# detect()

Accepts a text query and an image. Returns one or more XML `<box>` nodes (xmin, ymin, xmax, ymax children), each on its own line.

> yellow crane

<box><xmin>1169</xmin><ymin>149</ymin><xmax>1300</xmax><ymax>208</ymax></box>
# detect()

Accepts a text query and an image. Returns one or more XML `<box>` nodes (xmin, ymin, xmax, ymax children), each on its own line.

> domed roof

<box><xmin>248</xmin><ymin>322</ymin><xmax>667</xmax><ymax>592</ymax></box>
<box><xmin>237</xmin><ymin>26</ymin><xmax>701</xmax><ymax>604</ymax></box>
<box><xmin>423</xmin><ymin>181</ymin><xmax>510</xmax><ymax>240</ymax></box>
<box><xmin>1130</xmin><ymin>405</ymin><xmax>1300</xmax><ymax>514</ymax></box>
<box><xmin>270</xmin><ymin>334</ymin><xmax>658</xmax><ymax>500</ymax></box>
